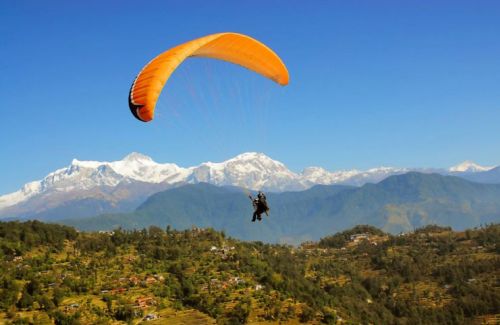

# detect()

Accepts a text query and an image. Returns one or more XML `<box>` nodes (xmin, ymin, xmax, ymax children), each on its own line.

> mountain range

<box><xmin>61</xmin><ymin>172</ymin><xmax>500</xmax><ymax>244</ymax></box>
<box><xmin>0</xmin><ymin>152</ymin><xmax>498</xmax><ymax>221</ymax></box>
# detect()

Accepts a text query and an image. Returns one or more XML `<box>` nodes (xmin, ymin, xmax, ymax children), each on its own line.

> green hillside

<box><xmin>62</xmin><ymin>173</ymin><xmax>500</xmax><ymax>244</ymax></box>
<box><xmin>0</xmin><ymin>220</ymin><xmax>498</xmax><ymax>324</ymax></box>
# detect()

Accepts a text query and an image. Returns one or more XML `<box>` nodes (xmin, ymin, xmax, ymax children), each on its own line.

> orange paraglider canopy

<box><xmin>128</xmin><ymin>32</ymin><xmax>289</xmax><ymax>122</ymax></box>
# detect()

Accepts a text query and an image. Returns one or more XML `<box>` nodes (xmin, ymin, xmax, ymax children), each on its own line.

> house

<box><xmin>111</xmin><ymin>287</ymin><xmax>127</xmax><ymax>294</ymax></box>
<box><xmin>143</xmin><ymin>313</ymin><xmax>159</xmax><ymax>321</ymax></box>
<box><xmin>135</xmin><ymin>297</ymin><xmax>156</xmax><ymax>308</ymax></box>
<box><xmin>145</xmin><ymin>276</ymin><xmax>157</xmax><ymax>285</ymax></box>
<box><xmin>229</xmin><ymin>276</ymin><xmax>245</xmax><ymax>285</ymax></box>
<box><xmin>64</xmin><ymin>303</ymin><xmax>80</xmax><ymax>312</ymax></box>
<box><xmin>98</xmin><ymin>230</ymin><xmax>115</xmax><ymax>236</ymax></box>
<box><xmin>191</xmin><ymin>226</ymin><xmax>205</xmax><ymax>234</ymax></box>
<box><xmin>221</xmin><ymin>246</ymin><xmax>235</xmax><ymax>253</ymax></box>
<box><xmin>129</xmin><ymin>276</ymin><xmax>140</xmax><ymax>285</ymax></box>
<box><xmin>350</xmin><ymin>233</ymin><xmax>370</xmax><ymax>242</ymax></box>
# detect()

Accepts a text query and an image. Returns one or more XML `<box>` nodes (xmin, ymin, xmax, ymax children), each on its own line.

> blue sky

<box><xmin>1</xmin><ymin>1</ymin><xmax>500</xmax><ymax>194</ymax></box>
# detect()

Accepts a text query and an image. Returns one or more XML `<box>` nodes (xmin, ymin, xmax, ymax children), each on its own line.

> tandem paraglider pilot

<box><xmin>249</xmin><ymin>191</ymin><xmax>270</xmax><ymax>222</ymax></box>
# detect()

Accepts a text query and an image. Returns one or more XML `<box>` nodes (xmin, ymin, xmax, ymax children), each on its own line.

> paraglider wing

<box><xmin>128</xmin><ymin>32</ymin><xmax>289</xmax><ymax>122</ymax></box>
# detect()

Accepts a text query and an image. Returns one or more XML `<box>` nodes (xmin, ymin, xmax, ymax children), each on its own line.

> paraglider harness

<box><xmin>249</xmin><ymin>192</ymin><xmax>269</xmax><ymax>222</ymax></box>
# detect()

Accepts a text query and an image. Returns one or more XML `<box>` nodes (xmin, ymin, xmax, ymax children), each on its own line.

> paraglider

<box><xmin>129</xmin><ymin>33</ymin><xmax>284</xmax><ymax>224</ymax></box>
<box><xmin>249</xmin><ymin>191</ymin><xmax>270</xmax><ymax>222</ymax></box>
<box><xmin>128</xmin><ymin>32</ymin><xmax>289</xmax><ymax>122</ymax></box>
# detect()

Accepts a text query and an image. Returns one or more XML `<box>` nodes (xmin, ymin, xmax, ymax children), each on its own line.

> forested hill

<box><xmin>62</xmin><ymin>172</ymin><xmax>500</xmax><ymax>243</ymax></box>
<box><xmin>0</xmin><ymin>220</ymin><xmax>498</xmax><ymax>324</ymax></box>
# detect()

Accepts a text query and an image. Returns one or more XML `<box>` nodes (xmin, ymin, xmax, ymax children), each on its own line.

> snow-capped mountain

<box><xmin>187</xmin><ymin>152</ymin><xmax>304</xmax><ymax>191</ymax></box>
<box><xmin>0</xmin><ymin>153</ymin><xmax>498</xmax><ymax>220</ymax></box>
<box><xmin>301</xmin><ymin>166</ymin><xmax>360</xmax><ymax>185</ymax></box>
<box><xmin>449</xmin><ymin>160</ymin><xmax>495</xmax><ymax>173</ymax></box>
<box><xmin>0</xmin><ymin>152</ymin><xmax>188</xmax><ymax>211</ymax></box>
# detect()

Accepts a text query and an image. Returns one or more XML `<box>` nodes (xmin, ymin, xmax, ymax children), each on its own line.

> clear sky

<box><xmin>1</xmin><ymin>1</ymin><xmax>500</xmax><ymax>194</ymax></box>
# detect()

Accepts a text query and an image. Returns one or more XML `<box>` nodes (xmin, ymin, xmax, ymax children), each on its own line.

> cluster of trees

<box><xmin>0</xmin><ymin>220</ymin><xmax>77</xmax><ymax>258</ymax></box>
<box><xmin>318</xmin><ymin>224</ymin><xmax>385</xmax><ymax>248</ymax></box>
<box><xmin>0</xmin><ymin>220</ymin><xmax>498</xmax><ymax>324</ymax></box>
<box><xmin>0</xmin><ymin>222</ymin><xmax>81</xmax><ymax>324</ymax></box>
<box><xmin>313</xmin><ymin>224</ymin><xmax>500</xmax><ymax>323</ymax></box>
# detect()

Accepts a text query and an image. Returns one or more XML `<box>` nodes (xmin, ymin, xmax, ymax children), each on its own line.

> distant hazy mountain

<box><xmin>61</xmin><ymin>173</ymin><xmax>500</xmax><ymax>244</ymax></box>
<box><xmin>1</xmin><ymin>152</ymin><xmax>497</xmax><ymax>220</ymax></box>
<box><xmin>451</xmin><ymin>166</ymin><xmax>500</xmax><ymax>184</ymax></box>
<box><xmin>448</xmin><ymin>160</ymin><xmax>495</xmax><ymax>173</ymax></box>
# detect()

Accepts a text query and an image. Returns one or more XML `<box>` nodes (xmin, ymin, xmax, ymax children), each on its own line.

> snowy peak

<box><xmin>189</xmin><ymin>152</ymin><xmax>299</xmax><ymax>191</ymax></box>
<box><xmin>302</xmin><ymin>167</ymin><xmax>329</xmax><ymax>177</ymax></box>
<box><xmin>230</xmin><ymin>152</ymin><xmax>281</xmax><ymax>164</ymax></box>
<box><xmin>0</xmin><ymin>154</ymin><xmax>189</xmax><ymax>210</ymax></box>
<box><xmin>231</xmin><ymin>152</ymin><xmax>267</xmax><ymax>160</ymax></box>
<box><xmin>194</xmin><ymin>152</ymin><xmax>290</xmax><ymax>175</ymax></box>
<box><xmin>226</xmin><ymin>152</ymin><xmax>289</xmax><ymax>171</ymax></box>
<box><xmin>301</xmin><ymin>167</ymin><xmax>339</xmax><ymax>184</ymax></box>
<box><xmin>70</xmin><ymin>158</ymin><xmax>102</xmax><ymax>169</ymax></box>
<box><xmin>122</xmin><ymin>152</ymin><xmax>154</xmax><ymax>163</ymax></box>
<box><xmin>109</xmin><ymin>154</ymin><xmax>187</xmax><ymax>183</ymax></box>
<box><xmin>449</xmin><ymin>161</ymin><xmax>495</xmax><ymax>173</ymax></box>
<box><xmin>0</xmin><ymin>181</ymin><xmax>42</xmax><ymax>209</ymax></box>
<box><xmin>206</xmin><ymin>152</ymin><xmax>289</xmax><ymax>171</ymax></box>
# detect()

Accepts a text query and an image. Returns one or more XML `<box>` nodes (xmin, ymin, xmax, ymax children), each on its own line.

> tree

<box><xmin>38</xmin><ymin>294</ymin><xmax>55</xmax><ymax>312</ymax></box>
<box><xmin>114</xmin><ymin>303</ymin><xmax>135</xmax><ymax>322</ymax></box>
<box><xmin>16</xmin><ymin>289</ymin><xmax>34</xmax><ymax>309</ymax></box>
<box><xmin>226</xmin><ymin>297</ymin><xmax>251</xmax><ymax>324</ymax></box>
<box><xmin>300</xmin><ymin>305</ymin><xmax>315</xmax><ymax>323</ymax></box>
<box><xmin>52</xmin><ymin>287</ymin><xmax>65</xmax><ymax>307</ymax></box>
<box><xmin>0</xmin><ymin>276</ymin><xmax>20</xmax><ymax>309</ymax></box>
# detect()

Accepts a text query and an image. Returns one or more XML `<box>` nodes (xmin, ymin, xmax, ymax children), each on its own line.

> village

<box><xmin>1</xmin><ymin>222</ymin><xmax>498</xmax><ymax>324</ymax></box>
